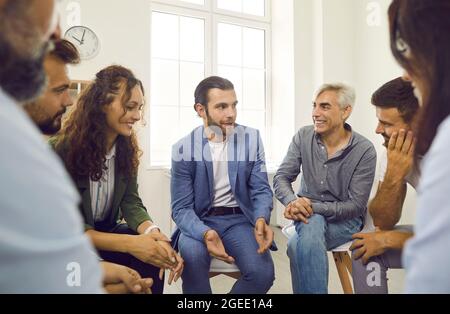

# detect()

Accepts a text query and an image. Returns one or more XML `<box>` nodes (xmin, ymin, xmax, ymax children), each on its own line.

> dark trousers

<box><xmin>96</xmin><ymin>223</ymin><xmax>164</xmax><ymax>294</ymax></box>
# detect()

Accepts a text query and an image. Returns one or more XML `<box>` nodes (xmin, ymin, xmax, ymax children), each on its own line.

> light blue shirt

<box><xmin>0</xmin><ymin>88</ymin><xmax>103</xmax><ymax>293</ymax></box>
<box><xmin>403</xmin><ymin>115</ymin><xmax>450</xmax><ymax>293</ymax></box>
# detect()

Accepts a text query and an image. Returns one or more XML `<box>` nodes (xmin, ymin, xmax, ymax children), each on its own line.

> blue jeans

<box><xmin>178</xmin><ymin>213</ymin><xmax>275</xmax><ymax>294</ymax></box>
<box><xmin>287</xmin><ymin>214</ymin><xmax>362</xmax><ymax>294</ymax></box>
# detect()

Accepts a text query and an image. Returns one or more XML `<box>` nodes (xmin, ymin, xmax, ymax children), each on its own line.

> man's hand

<box><xmin>284</xmin><ymin>197</ymin><xmax>313</xmax><ymax>223</ymax></box>
<box><xmin>127</xmin><ymin>234</ymin><xmax>177</xmax><ymax>270</ymax></box>
<box><xmin>254</xmin><ymin>218</ymin><xmax>274</xmax><ymax>254</ymax></box>
<box><xmin>204</xmin><ymin>230</ymin><xmax>235</xmax><ymax>264</ymax></box>
<box><xmin>101</xmin><ymin>262</ymin><xmax>152</xmax><ymax>294</ymax></box>
<box><xmin>386</xmin><ymin>130</ymin><xmax>416</xmax><ymax>181</ymax></box>
<box><xmin>350</xmin><ymin>230</ymin><xmax>389</xmax><ymax>265</ymax></box>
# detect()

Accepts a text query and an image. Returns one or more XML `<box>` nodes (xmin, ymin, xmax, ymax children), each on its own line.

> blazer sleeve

<box><xmin>120</xmin><ymin>176</ymin><xmax>152</xmax><ymax>232</ymax></box>
<box><xmin>171</xmin><ymin>145</ymin><xmax>210</xmax><ymax>242</ymax></box>
<box><xmin>248</xmin><ymin>130</ymin><xmax>273</xmax><ymax>224</ymax></box>
<box><xmin>49</xmin><ymin>136</ymin><xmax>95</xmax><ymax>231</ymax></box>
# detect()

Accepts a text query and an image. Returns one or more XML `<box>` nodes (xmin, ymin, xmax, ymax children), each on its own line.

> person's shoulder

<box><xmin>421</xmin><ymin>116</ymin><xmax>450</xmax><ymax>169</ymax></box>
<box><xmin>296</xmin><ymin>125</ymin><xmax>315</xmax><ymax>138</ymax></box>
<box><xmin>233</xmin><ymin>124</ymin><xmax>261</xmax><ymax>139</ymax></box>
<box><xmin>433</xmin><ymin>116</ymin><xmax>450</xmax><ymax>151</ymax></box>
<box><xmin>352</xmin><ymin>130</ymin><xmax>376</xmax><ymax>152</ymax></box>
<box><xmin>288</xmin><ymin>125</ymin><xmax>314</xmax><ymax>144</ymax></box>
<box><xmin>172</xmin><ymin>126</ymin><xmax>203</xmax><ymax>156</ymax></box>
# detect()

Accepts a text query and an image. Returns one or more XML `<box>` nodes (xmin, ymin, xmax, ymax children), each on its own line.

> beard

<box><xmin>0</xmin><ymin>37</ymin><xmax>48</xmax><ymax>103</ymax></box>
<box><xmin>36</xmin><ymin>114</ymin><xmax>62</xmax><ymax>135</ymax></box>
<box><xmin>24</xmin><ymin>101</ymin><xmax>66</xmax><ymax>135</ymax></box>
<box><xmin>205</xmin><ymin>110</ymin><xmax>235</xmax><ymax>141</ymax></box>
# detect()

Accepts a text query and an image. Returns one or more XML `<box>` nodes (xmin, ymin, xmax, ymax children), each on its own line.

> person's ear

<box><xmin>342</xmin><ymin>105</ymin><xmax>352</xmax><ymax>120</ymax></box>
<box><xmin>195</xmin><ymin>103</ymin><xmax>206</xmax><ymax>118</ymax></box>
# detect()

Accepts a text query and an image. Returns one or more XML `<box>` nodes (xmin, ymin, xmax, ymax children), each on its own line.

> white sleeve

<box><xmin>0</xmin><ymin>98</ymin><xmax>103</xmax><ymax>294</ymax></box>
<box><xmin>403</xmin><ymin>118</ymin><xmax>450</xmax><ymax>293</ymax></box>
<box><xmin>378</xmin><ymin>149</ymin><xmax>388</xmax><ymax>182</ymax></box>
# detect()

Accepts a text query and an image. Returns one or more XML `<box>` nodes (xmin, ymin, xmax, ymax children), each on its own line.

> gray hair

<box><xmin>315</xmin><ymin>83</ymin><xmax>356</xmax><ymax>109</ymax></box>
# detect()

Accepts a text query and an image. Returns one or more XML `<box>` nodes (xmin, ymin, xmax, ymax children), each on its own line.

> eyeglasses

<box><xmin>395</xmin><ymin>30</ymin><xmax>410</xmax><ymax>56</ymax></box>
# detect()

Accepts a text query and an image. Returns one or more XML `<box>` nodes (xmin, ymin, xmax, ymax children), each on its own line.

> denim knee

<box><xmin>295</xmin><ymin>215</ymin><xmax>327</xmax><ymax>250</ymax></box>
<box><xmin>242</xmin><ymin>258</ymin><xmax>275</xmax><ymax>291</ymax></box>
<box><xmin>178</xmin><ymin>235</ymin><xmax>210</xmax><ymax>268</ymax></box>
<box><xmin>287</xmin><ymin>234</ymin><xmax>298</xmax><ymax>258</ymax></box>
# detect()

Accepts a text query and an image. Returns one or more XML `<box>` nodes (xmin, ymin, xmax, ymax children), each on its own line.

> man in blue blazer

<box><xmin>171</xmin><ymin>76</ymin><xmax>275</xmax><ymax>294</ymax></box>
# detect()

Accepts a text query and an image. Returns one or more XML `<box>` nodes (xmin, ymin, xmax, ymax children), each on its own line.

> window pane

<box><xmin>217</xmin><ymin>0</ymin><xmax>242</xmax><ymax>13</ymax></box>
<box><xmin>181</xmin><ymin>0</ymin><xmax>205</xmax><ymax>5</ymax></box>
<box><xmin>243</xmin><ymin>0</ymin><xmax>265</xmax><ymax>16</ymax></box>
<box><xmin>152</xmin><ymin>12</ymin><xmax>179</xmax><ymax>60</ymax></box>
<box><xmin>180</xmin><ymin>16</ymin><xmax>204</xmax><ymax>62</ymax></box>
<box><xmin>217</xmin><ymin>66</ymin><xmax>243</xmax><ymax>104</ymax></box>
<box><xmin>180</xmin><ymin>107</ymin><xmax>202</xmax><ymax>136</ymax></box>
<box><xmin>243</xmin><ymin>69</ymin><xmax>265</xmax><ymax>110</ymax></box>
<box><xmin>243</xmin><ymin>27</ymin><xmax>265</xmax><ymax>69</ymax></box>
<box><xmin>151</xmin><ymin>59</ymin><xmax>179</xmax><ymax>107</ymax></box>
<box><xmin>239</xmin><ymin>110</ymin><xmax>266</xmax><ymax>139</ymax></box>
<box><xmin>150</xmin><ymin>106</ymin><xmax>179</xmax><ymax>163</ymax></box>
<box><xmin>218</xmin><ymin>0</ymin><xmax>265</xmax><ymax>17</ymax></box>
<box><xmin>180</xmin><ymin>62</ymin><xmax>205</xmax><ymax>107</ymax></box>
<box><xmin>218</xmin><ymin>23</ymin><xmax>242</xmax><ymax>67</ymax></box>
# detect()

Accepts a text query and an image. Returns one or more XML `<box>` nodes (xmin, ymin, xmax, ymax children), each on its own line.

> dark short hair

<box><xmin>371</xmin><ymin>77</ymin><xmax>419</xmax><ymax>124</ymax></box>
<box><xmin>194</xmin><ymin>76</ymin><xmax>234</xmax><ymax>110</ymax></box>
<box><xmin>49</xmin><ymin>39</ymin><xmax>80</xmax><ymax>65</ymax></box>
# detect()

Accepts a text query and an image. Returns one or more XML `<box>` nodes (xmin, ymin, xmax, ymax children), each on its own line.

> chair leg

<box><xmin>342</xmin><ymin>251</ymin><xmax>353</xmax><ymax>275</ymax></box>
<box><xmin>333</xmin><ymin>252</ymin><xmax>353</xmax><ymax>294</ymax></box>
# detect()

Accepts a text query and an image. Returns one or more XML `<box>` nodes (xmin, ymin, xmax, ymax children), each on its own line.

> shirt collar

<box><xmin>106</xmin><ymin>144</ymin><xmax>116</xmax><ymax>160</ymax></box>
<box><xmin>315</xmin><ymin>123</ymin><xmax>353</xmax><ymax>145</ymax></box>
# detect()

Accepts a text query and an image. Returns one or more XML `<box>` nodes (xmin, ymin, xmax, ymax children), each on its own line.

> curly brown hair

<box><xmin>55</xmin><ymin>65</ymin><xmax>144</xmax><ymax>181</ymax></box>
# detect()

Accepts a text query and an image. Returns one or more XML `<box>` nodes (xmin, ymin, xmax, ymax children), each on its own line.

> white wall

<box><xmin>271</xmin><ymin>0</ymin><xmax>295</xmax><ymax>164</ymax></box>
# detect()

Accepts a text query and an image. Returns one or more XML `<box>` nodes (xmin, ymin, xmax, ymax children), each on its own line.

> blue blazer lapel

<box><xmin>200</xmin><ymin>127</ymin><xmax>214</xmax><ymax>202</ymax></box>
<box><xmin>227</xmin><ymin>132</ymin><xmax>238</xmax><ymax>191</ymax></box>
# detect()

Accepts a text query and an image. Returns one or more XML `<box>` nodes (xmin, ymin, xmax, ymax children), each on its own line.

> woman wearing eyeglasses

<box><xmin>388</xmin><ymin>0</ymin><xmax>450</xmax><ymax>293</ymax></box>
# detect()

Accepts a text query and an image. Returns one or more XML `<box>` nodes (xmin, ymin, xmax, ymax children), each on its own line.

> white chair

<box><xmin>209</xmin><ymin>258</ymin><xmax>241</xmax><ymax>280</ymax></box>
<box><xmin>282</xmin><ymin>223</ymin><xmax>354</xmax><ymax>294</ymax></box>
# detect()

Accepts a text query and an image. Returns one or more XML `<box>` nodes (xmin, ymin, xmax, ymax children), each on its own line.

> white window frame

<box><xmin>213</xmin><ymin>0</ymin><xmax>271</xmax><ymax>23</ymax></box>
<box><xmin>149</xmin><ymin>0</ymin><xmax>272</xmax><ymax>168</ymax></box>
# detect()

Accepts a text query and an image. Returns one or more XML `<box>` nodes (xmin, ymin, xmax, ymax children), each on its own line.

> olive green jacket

<box><xmin>49</xmin><ymin>137</ymin><xmax>151</xmax><ymax>232</ymax></box>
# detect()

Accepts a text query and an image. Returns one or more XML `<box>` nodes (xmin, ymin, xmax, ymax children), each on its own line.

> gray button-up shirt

<box><xmin>273</xmin><ymin>124</ymin><xmax>376</xmax><ymax>222</ymax></box>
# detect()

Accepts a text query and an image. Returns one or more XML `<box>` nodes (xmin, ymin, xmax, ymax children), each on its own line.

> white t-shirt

<box><xmin>208</xmin><ymin>140</ymin><xmax>239</xmax><ymax>208</ymax></box>
<box><xmin>378</xmin><ymin>149</ymin><xmax>420</xmax><ymax>189</ymax></box>
<box><xmin>0</xmin><ymin>88</ymin><xmax>103</xmax><ymax>293</ymax></box>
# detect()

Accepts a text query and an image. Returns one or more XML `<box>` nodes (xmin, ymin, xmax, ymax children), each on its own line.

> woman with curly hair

<box><xmin>52</xmin><ymin>65</ymin><xmax>183</xmax><ymax>294</ymax></box>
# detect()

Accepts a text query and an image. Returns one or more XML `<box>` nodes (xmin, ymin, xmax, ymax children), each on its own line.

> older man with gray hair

<box><xmin>273</xmin><ymin>83</ymin><xmax>376</xmax><ymax>294</ymax></box>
